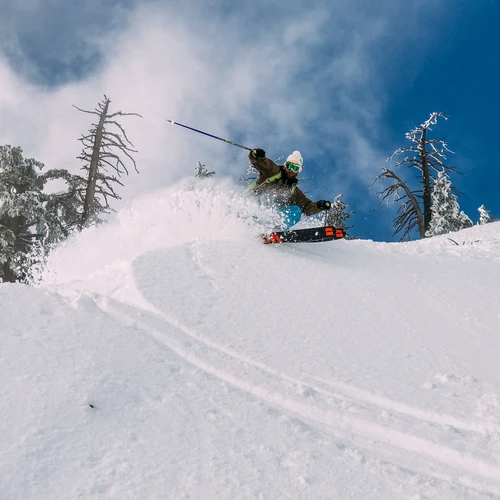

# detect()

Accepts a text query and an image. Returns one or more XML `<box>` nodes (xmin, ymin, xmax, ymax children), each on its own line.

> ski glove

<box><xmin>317</xmin><ymin>200</ymin><xmax>331</xmax><ymax>210</ymax></box>
<box><xmin>252</xmin><ymin>148</ymin><xmax>266</xmax><ymax>159</ymax></box>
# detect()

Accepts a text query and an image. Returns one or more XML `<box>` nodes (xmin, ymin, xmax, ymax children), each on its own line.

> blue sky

<box><xmin>0</xmin><ymin>0</ymin><xmax>498</xmax><ymax>242</ymax></box>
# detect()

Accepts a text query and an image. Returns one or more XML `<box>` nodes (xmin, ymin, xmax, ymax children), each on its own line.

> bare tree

<box><xmin>73</xmin><ymin>95</ymin><xmax>142</xmax><ymax>227</ymax></box>
<box><xmin>374</xmin><ymin>167</ymin><xmax>425</xmax><ymax>239</ymax></box>
<box><xmin>374</xmin><ymin>112</ymin><xmax>460</xmax><ymax>240</ymax></box>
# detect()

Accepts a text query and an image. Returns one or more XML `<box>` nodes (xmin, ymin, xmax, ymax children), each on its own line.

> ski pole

<box><xmin>166</xmin><ymin>119</ymin><xmax>252</xmax><ymax>151</ymax></box>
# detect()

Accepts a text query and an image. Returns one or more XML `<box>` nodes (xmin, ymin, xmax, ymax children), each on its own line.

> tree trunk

<box><xmin>81</xmin><ymin>98</ymin><xmax>110</xmax><ymax>226</ymax></box>
<box><xmin>1</xmin><ymin>261</ymin><xmax>15</xmax><ymax>282</ymax></box>
<box><xmin>420</xmin><ymin>129</ymin><xmax>432</xmax><ymax>234</ymax></box>
<box><xmin>1</xmin><ymin>214</ymin><xmax>26</xmax><ymax>282</ymax></box>
<box><xmin>1</xmin><ymin>179</ymin><xmax>29</xmax><ymax>282</ymax></box>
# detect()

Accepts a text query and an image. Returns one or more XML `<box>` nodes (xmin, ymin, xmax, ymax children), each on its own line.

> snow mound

<box><xmin>2</xmin><ymin>183</ymin><xmax>500</xmax><ymax>499</ymax></box>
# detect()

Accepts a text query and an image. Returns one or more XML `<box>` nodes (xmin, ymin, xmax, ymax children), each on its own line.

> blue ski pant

<box><xmin>279</xmin><ymin>205</ymin><xmax>302</xmax><ymax>229</ymax></box>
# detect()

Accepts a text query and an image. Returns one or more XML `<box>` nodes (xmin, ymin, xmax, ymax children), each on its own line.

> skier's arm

<box><xmin>248</xmin><ymin>149</ymin><xmax>280</xmax><ymax>177</ymax></box>
<box><xmin>292</xmin><ymin>187</ymin><xmax>328</xmax><ymax>216</ymax></box>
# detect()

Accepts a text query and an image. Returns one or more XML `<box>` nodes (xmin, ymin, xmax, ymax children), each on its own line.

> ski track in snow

<box><xmin>37</xmin><ymin>207</ymin><xmax>500</xmax><ymax>498</ymax></box>
<box><xmin>96</xmin><ymin>292</ymin><xmax>500</xmax><ymax>497</ymax></box>
<box><xmin>5</xmin><ymin>186</ymin><xmax>498</xmax><ymax>499</ymax></box>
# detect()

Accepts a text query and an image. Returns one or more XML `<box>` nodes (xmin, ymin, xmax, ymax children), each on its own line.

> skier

<box><xmin>248</xmin><ymin>148</ymin><xmax>331</xmax><ymax>228</ymax></box>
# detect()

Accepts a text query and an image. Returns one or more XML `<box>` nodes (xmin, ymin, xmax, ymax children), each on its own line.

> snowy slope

<box><xmin>2</xmin><ymin>180</ymin><xmax>500</xmax><ymax>500</ymax></box>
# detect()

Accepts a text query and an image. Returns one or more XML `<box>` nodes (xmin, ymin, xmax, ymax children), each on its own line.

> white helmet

<box><xmin>285</xmin><ymin>151</ymin><xmax>303</xmax><ymax>173</ymax></box>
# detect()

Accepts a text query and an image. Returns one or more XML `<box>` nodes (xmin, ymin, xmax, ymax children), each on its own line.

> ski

<box><xmin>261</xmin><ymin>226</ymin><xmax>345</xmax><ymax>244</ymax></box>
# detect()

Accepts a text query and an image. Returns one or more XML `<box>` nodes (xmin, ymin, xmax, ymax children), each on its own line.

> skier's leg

<box><xmin>279</xmin><ymin>205</ymin><xmax>302</xmax><ymax>229</ymax></box>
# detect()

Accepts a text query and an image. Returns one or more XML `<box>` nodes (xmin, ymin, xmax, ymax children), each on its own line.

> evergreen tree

<box><xmin>477</xmin><ymin>205</ymin><xmax>497</xmax><ymax>225</ymax></box>
<box><xmin>0</xmin><ymin>146</ymin><xmax>72</xmax><ymax>283</ymax></box>
<box><xmin>239</xmin><ymin>160</ymin><xmax>259</xmax><ymax>186</ymax></box>
<box><xmin>324</xmin><ymin>194</ymin><xmax>354</xmax><ymax>234</ymax></box>
<box><xmin>425</xmin><ymin>170</ymin><xmax>472</xmax><ymax>237</ymax></box>
<box><xmin>457</xmin><ymin>211</ymin><xmax>473</xmax><ymax>231</ymax></box>
<box><xmin>195</xmin><ymin>162</ymin><xmax>215</xmax><ymax>178</ymax></box>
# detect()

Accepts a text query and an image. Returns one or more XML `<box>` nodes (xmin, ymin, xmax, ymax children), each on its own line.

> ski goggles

<box><xmin>285</xmin><ymin>161</ymin><xmax>301</xmax><ymax>172</ymax></box>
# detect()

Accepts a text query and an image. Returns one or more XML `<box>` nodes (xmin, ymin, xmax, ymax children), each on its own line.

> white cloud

<box><xmin>0</xmin><ymin>0</ymin><xmax>446</xmax><ymax>209</ymax></box>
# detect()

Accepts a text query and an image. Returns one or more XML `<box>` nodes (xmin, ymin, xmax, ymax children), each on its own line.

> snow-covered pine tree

<box><xmin>425</xmin><ymin>170</ymin><xmax>472</xmax><ymax>237</ymax></box>
<box><xmin>324</xmin><ymin>194</ymin><xmax>354</xmax><ymax>235</ymax></box>
<box><xmin>238</xmin><ymin>161</ymin><xmax>258</xmax><ymax>186</ymax></box>
<box><xmin>0</xmin><ymin>146</ymin><xmax>72</xmax><ymax>283</ymax></box>
<box><xmin>195</xmin><ymin>162</ymin><xmax>215</xmax><ymax>178</ymax></box>
<box><xmin>477</xmin><ymin>205</ymin><xmax>498</xmax><ymax>225</ymax></box>
<box><xmin>457</xmin><ymin>211</ymin><xmax>473</xmax><ymax>231</ymax></box>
